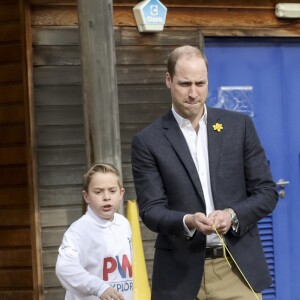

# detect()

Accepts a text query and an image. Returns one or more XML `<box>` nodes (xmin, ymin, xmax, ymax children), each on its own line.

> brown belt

<box><xmin>205</xmin><ymin>246</ymin><xmax>225</xmax><ymax>259</ymax></box>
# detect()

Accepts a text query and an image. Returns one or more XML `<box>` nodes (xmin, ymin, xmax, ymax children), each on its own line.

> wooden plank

<box><xmin>37</xmin><ymin>147</ymin><xmax>85</xmax><ymax>166</ymax></box>
<box><xmin>0</xmin><ymin>64</ymin><xmax>22</xmax><ymax>83</ymax></box>
<box><xmin>78</xmin><ymin>0</ymin><xmax>122</xmax><ymax>174</ymax></box>
<box><xmin>34</xmin><ymin>45</ymin><xmax>174</xmax><ymax>65</ymax></box>
<box><xmin>0</xmin><ymin>104</ymin><xmax>25</xmax><ymax>124</ymax></box>
<box><xmin>0</xmin><ymin>22</ymin><xmax>20</xmax><ymax>42</ymax></box>
<box><xmin>119</xmin><ymin>103</ymin><xmax>170</xmax><ymax>123</ymax></box>
<box><xmin>31</xmin><ymin>5</ymin><xmax>78</xmax><ymax>26</ymax></box>
<box><xmin>38</xmin><ymin>166</ymin><xmax>84</xmax><ymax>187</ymax></box>
<box><xmin>37</xmin><ymin>126</ymin><xmax>85</xmax><ymax>146</ymax></box>
<box><xmin>44</xmin><ymin>268</ymin><xmax>61</xmax><ymax>287</ymax></box>
<box><xmin>40</xmin><ymin>207</ymin><xmax>82</xmax><ymax>227</ymax></box>
<box><xmin>122</xmin><ymin>164</ymin><xmax>133</xmax><ymax>182</ymax></box>
<box><xmin>0</xmin><ymin>208</ymin><xmax>30</xmax><ymax>226</ymax></box>
<box><xmin>118</xmin><ymin>84</ymin><xmax>169</xmax><ymax>104</ymax></box>
<box><xmin>0</xmin><ymin>166</ymin><xmax>28</xmax><ymax>186</ymax></box>
<box><xmin>0</xmin><ymin>125</ymin><xmax>26</xmax><ymax>145</ymax></box>
<box><xmin>164</xmin><ymin>7</ymin><xmax>295</xmax><ymax>28</ymax></box>
<box><xmin>33</xmin><ymin>45</ymin><xmax>80</xmax><ymax>65</ymax></box>
<box><xmin>0</xmin><ymin>146</ymin><xmax>27</xmax><ymax>165</ymax></box>
<box><xmin>35</xmin><ymin>106</ymin><xmax>83</xmax><ymax>126</ymax></box>
<box><xmin>117</xmin><ymin>65</ymin><xmax>166</xmax><ymax>84</ymax></box>
<box><xmin>44</xmin><ymin>289</ymin><xmax>65</xmax><ymax>300</ymax></box>
<box><xmin>0</xmin><ymin>269</ymin><xmax>33</xmax><ymax>288</ymax></box>
<box><xmin>0</xmin><ymin>187</ymin><xmax>29</xmax><ymax>206</ymax></box>
<box><xmin>33</xmin><ymin>66</ymin><xmax>81</xmax><ymax>85</ymax></box>
<box><xmin>121</xmin><ymin>143</ymin><xmax>131</xmax><ymax>163</ymax></box>
<box><xmin>120</xmin><ymin>123</ymin><xmax>148</xmax><ymax>144</ymax></box>
<box><xmin>116</xmin><ymin>45</ymin><xmax>172</xmax><ymax>65</ymax></box>
<box><xmin>117</xmin><ymin>27</ymin><xmax>201</xmax><ymax>46</ymax></box>
<box><xmin>0</xmin><ymin>84</ymin><xmax>24</xmax><ymax>104</ymax></box>
<box><xmin>0</xmin><ymin>43</ymin><xmax>21</xmax><ymax>63</ymax></box>
<box><xmin>0</xmin><ymin>249</ymin><xmax>32</xmax><ymax>267</ymax></box>
<box><xmin>30</xmin><ymin>0</ymin><xmax>77</xmax><ymax>5</ymax></box>
<box><xmin>42</xmin><ymin>249</ymin><xmax>59</xmax><ymax>268</ymax></box>
<box><xmin>32</xmin><ymin>26</ymin><xmax>79</xmax><ymax>45</ymax></box>
<box><xmin>0</xmin><ymin>3</ymin><xmax>19</xmax><ymax>22</ymax></box>
<box><xmin>34</xmin><ymin>85</ymin><xmax>82</xmax><ymax>105</ymax></box>
<box><xmin>39</xmin><ymin>187</ymin><xmax>82</xmax><ymax>207</ymax></box>
<box><xmin>0</xmin><ymin>228</ymin><xmax>31</xmax><ymax>247</ymax></box>
<box><xmin>41</xmin><ymin>228</ymin><xmax>67</xmax><ymax>247</ymax></box>
<box><xmin>0</xmin><ymin>291</ymin><xmax>33</xmax><ymax>300</ymax></box>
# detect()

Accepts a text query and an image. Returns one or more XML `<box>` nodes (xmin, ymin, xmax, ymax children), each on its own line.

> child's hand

<box><xmin>100</xmin><ymin>286</ymin><xmax>125</xmax><ymax>300</ymax></box>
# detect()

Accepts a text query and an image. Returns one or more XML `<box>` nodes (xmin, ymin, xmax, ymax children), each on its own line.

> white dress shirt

<box><xmin>172</xmin><ymin>105</ymin><xmax>221</xmax><ymax>246</ymax></box>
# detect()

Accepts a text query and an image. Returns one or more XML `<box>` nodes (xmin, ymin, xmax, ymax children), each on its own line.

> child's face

<box><xmin>82</xmin><ymin>172</ymin><xmax>125</xmax><ymax>221</ymax></box>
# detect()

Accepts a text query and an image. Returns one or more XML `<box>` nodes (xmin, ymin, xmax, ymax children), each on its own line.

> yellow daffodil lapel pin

<box><xmin>213</xmin><ymin>123</ymin><xmax>223</xmax><ymax>132</ymax></box>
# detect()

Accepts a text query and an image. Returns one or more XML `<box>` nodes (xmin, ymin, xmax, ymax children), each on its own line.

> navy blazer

<box><xmin>131</xmin><ymin>107</ymin><xmax>278</xmax><ymax>300</ymax></box>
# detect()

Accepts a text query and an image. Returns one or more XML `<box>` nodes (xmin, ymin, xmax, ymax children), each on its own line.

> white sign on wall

<box><xmin>133</xmin><ymin>0</ymin><xmax>167</xmax><ymax>32</ymax></box>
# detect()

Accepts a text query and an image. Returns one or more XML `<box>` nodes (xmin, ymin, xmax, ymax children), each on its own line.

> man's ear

<box><xmin>166</xmin><ymin>72</ymin><xmax>171</xmax><ymax>88</ymax></box>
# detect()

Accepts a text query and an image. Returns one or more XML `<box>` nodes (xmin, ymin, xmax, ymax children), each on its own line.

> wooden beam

<box><xmin>77</xmin><ymin>0</ymin><xmax>123</xmax><ymax>209</ymax></box>
<box><xmin>19</xmin><ymin>0</ymin><xmax>44</xmax><ymax>299</ymax></box>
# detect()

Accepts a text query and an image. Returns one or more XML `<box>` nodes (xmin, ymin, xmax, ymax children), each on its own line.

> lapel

<box><xmin>162</xmin><ymin>110</ymin><xmax>205</xmax><ymax>202</ymax></box>
<box><xmin>207</xmin><ymin>107</ymin><xmax>224</xmax><ymax>203</ymax></box>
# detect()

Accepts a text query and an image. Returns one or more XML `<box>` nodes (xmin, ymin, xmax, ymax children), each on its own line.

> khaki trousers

<box><xmin>196</xmin><ymin>257</ymin><xmax>262</xmax><ymax>300</ymax></box>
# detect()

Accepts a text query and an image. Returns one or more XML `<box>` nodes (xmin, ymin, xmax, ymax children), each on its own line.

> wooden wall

<box><xmin>0</xmin><ymin>0</ymin><xmax>34</xmax><ymax>299</ymax></box>
<box><xmin>11</xmin><ymin>0</ymin><xmax>300</xmax><ymax>299</ymax></box>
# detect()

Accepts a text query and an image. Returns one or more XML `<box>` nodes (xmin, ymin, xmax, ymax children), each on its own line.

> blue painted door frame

<box><xmin>205</xmin><ymin>38</ymin><xmax>300</xmax><ymax>300</ymax></box>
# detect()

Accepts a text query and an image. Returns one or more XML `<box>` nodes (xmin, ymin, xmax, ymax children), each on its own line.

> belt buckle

<box><xmin>206</xmin><ymin>246</ymin><xmax>223</xmax><ymax>259</ymax></box>
<box><xmin>212</xmin><ymin>247</ymin><xmax>218</xmax><ymax>258</ymax></box>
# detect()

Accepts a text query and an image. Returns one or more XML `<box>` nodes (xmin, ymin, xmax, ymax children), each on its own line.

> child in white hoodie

<box><xmin>56</xmin><ymin>163</ymin><xmax>133</xmax><ymax>300</ymax></box>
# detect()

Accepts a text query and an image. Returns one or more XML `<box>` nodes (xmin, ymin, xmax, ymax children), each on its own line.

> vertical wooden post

<box><xmin>20</xmin><ymin>0</ymin><xmax>44</xmax><ymax>298</ymax></box>
<box><xmin>77</xmin><ymin>0</ymin><xmax>123</xmax><ymax>212</ymax></box>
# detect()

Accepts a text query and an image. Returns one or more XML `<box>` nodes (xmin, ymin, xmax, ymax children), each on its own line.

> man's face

<box><xmin>166</xmin><ymin>55</ymin><xmax>208</xmax><ymax>123</ymax></box>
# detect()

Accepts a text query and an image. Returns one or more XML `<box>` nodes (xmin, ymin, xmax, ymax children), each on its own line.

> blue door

<box><xmin>205</xmin><ymin>38</ymin><xmax>300</xmax><ymax>300</ymax></box>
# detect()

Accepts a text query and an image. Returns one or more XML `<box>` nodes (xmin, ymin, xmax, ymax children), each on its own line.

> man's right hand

<box><xmin>184</xmin><ymin>212</ymin><xmax>215</xmax><ymax>235</ymax></box>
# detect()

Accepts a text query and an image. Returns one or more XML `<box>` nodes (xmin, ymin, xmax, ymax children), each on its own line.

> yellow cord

<box><xmin>212</xmin><ymin>225</ymin><xmax>260</xmax><ymax>300</ymax></box>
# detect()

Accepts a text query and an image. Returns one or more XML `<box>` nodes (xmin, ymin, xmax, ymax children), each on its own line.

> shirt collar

<box><xmin>86</xmin><ymin>205</ymin><xmax>120</xmax><ymax>227</ymax></box>
<box><xmin>172</xmin><ymin>104</ymin><xmax>207</xmax><ymax>128</ymax></box>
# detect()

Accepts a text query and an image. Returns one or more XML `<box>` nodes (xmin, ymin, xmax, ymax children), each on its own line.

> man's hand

<box><xmin>208</xmin><ymin>210</ymin><xmax>232</xmax><ymax>235</ymax></box>
<box><xmin>100</xmin><ymin>287</ymin><xmax>124</xmax><ymax>300</ymax></box>
<box><xmin>185</xmin><ymin>212</ymin><xmax>215</xmax><ymax>235</ymax></box>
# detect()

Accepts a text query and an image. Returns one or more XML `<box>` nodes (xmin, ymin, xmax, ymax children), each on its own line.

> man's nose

<box><xmin>189</xmin><ymin>84</ymin><xmax>197</xmax><ymax>98</ymax></box>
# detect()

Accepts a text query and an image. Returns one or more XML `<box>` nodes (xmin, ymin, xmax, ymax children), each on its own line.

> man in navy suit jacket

<box><xmin>131</xmin><ymin>45</ymin><xmax>278</xmax><ymax>300</ymax></box>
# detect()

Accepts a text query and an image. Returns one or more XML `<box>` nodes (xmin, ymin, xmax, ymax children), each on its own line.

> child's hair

<box><xmin>83</xmin><ymin>163</ymin><xmax>123</xmax><ymax>191</ymax></box>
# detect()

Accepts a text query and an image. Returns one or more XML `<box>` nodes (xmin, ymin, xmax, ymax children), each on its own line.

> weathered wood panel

<box><xmin>0</xmin><ymin>125</ymin><xmax>26</xmax><ymax>144</ymax></box>
<box><xmin>0</xmin><ymin>187</ymin><xmax>29</xmax><ymax>206</ymax></box>
<box><xmin>0</xmin><ymin>84</ymin><xmax>24</xmax><ymax>103</ymax></box>
<box><xmin>0</xmin><ymin>228</ymin><xmax>31</xmax><ymax>247</ymax></box>
<box><xmin>0</xmin><ymin>291</ymin><xmax>33</xmax><ymax>300</ymax></box>
<box><xmin>0</xmin><ymin>166</ymin><xmax>28</xmax><ymax>185</ymax></box>
<box><xmin>30</xmin><ymin>0</ymin><xmax>300</xmax><ymax>36</ymax></box>
<box><xmin>0</xmin><ymin>270</ymin><xmax>33</xmax><ymax>287</ymax></box>
<box><xmin>0</xmin><ymin>44</ymin><xmax>21</xmax><ymax>62</ymax></box>
<box><xmin>0</xmin><ymin>249</ymin><xmax>32</xmax><ymax>267</ymax></box>
<box><xmin>0</xmin><ymin>146</ymin><xmax>27</xmax><ymax>164</ymax></box>
<box><xmin>31</xmin><ymin>15</ymin><xmax>86</xmax><ymax>300</ymax></box>
<box><xmin>0</xmin><ymin>22</ymin><xmax>20</xmax><ymax>42</ymax></box>
<box><xmin>0</xmin><ymin>64</ymin><xmax>22</xmax><ymax>82</ymax></box>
